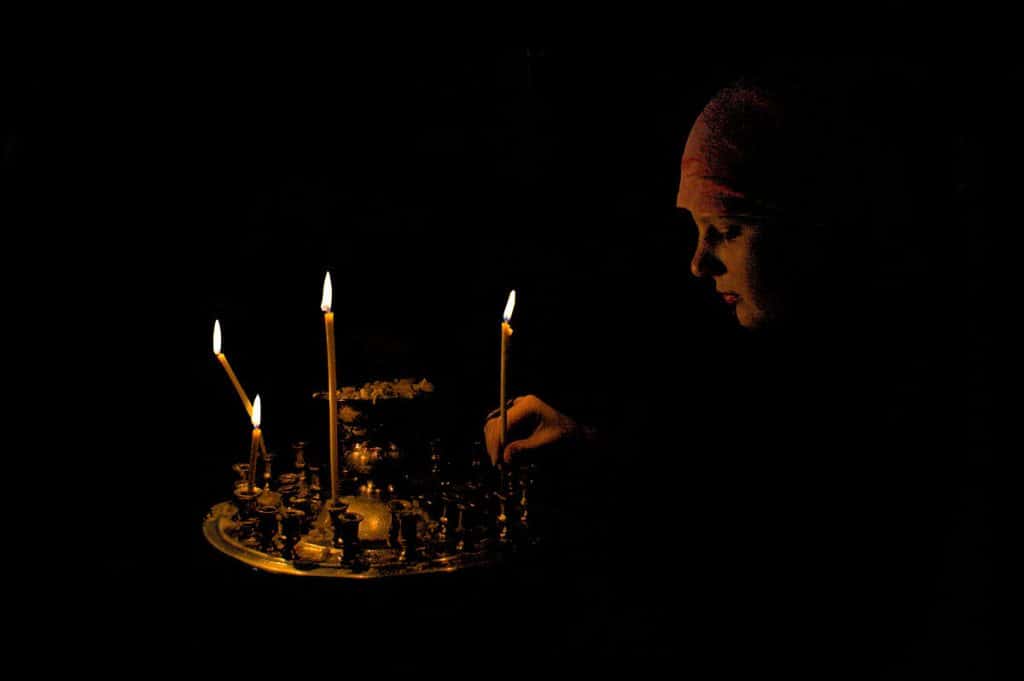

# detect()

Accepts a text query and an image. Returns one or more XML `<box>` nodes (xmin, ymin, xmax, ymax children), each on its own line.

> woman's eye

<box><xmin>722</xmin><ymin>225</ymin><xmax>742</xmax><ymax>241</ymax></box>
<box><xmin>708</xmin><ymin>224</ymin><xmax>741</xmax><ymax>242</ymax></box>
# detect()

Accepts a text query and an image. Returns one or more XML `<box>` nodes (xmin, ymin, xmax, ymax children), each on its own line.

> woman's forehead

<box><xmin>691</xmin><ymin>212</ymin><xmax>770</xmax><ymax>225</ymax></box>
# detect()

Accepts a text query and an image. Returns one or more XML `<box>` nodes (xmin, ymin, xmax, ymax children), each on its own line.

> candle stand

<box><xmin>204</xmin><ymin>380</ymin><xmax>541</xmax><ymax>578</ymax></box>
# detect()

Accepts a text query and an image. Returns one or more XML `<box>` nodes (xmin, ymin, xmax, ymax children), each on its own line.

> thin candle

<box><xmin>322</xmin><ymin>273</ymin><xmax>340</xmax><ymax>504</ymax></box>
<box><xmin>247</xmin><ymin>394</ymin><xmax>263</xmax><ymax>493</ymax></box>
<box><xmin>499</xmin><ymin>290</ymin><xmax>516</xmax><ymax>460</ymax></box>
<box><xmin>214</xmin><ymin>320</ymin><xmax>267</xmax><ymax>460</ymax></box>
<box><xmin>213</xmin><ymin>320</ymin><xmax>254</xmax><ymax>418</ymax></box>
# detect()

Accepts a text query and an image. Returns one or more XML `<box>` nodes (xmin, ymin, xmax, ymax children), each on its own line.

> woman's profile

<box><xmin>484</xmin><ymin>67</ymin><xmax>975</xmax><ymax>675</ymax></box>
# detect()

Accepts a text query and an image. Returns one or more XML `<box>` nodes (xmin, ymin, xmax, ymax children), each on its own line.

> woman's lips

<box><xmin>719</xmin><ymin>292</ymin><xmax>740</xmax><ymax>305</ymax></box>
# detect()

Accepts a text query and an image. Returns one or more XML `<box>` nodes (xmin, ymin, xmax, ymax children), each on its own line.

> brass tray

<box><xmin>203</xmin><ymin>496</ymin><xmax>502</xmax><ymax>579</ymax></box>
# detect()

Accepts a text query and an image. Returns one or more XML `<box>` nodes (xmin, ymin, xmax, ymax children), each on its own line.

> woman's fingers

<box><xmin>502</xmin><ymin>425</ymin><xmax>564</xmax><ymax>463</ymax></box>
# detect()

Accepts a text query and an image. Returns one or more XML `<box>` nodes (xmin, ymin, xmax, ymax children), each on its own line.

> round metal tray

<box><xmin>203</xmin><ymin>498</ymin><xmax>503</xmax><ymax>579</ymax></box>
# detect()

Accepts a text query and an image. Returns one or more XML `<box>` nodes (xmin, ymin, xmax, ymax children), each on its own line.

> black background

<box><xmin>10</xmin><ymin>51</ymin><xmax>992</xmax><ymax>672</ymax></box>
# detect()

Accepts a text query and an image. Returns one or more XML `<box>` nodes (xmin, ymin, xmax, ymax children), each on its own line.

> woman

<box><xmin>487</xmin><ymin>77</ymin><xmax>872</xmax><ymax>463</ymax></box>
<box><xmin>485</xmin><ymin>74</ymin><xmax>970</xmax><ymax>674</ymax></box>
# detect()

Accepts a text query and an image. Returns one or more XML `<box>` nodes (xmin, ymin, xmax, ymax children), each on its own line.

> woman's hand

<box><xmin>483</xmin><ymin>394</ymin><xmax>582</xmax><ymax>465</ymax></box>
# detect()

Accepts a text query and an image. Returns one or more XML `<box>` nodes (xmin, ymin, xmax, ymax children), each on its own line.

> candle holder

<box><xmin>307</xmin><ymin>465</ymin><xmax>323</xmax><ymax>502</ymax></box>
<box><xmin>337</xmin><ymin>512</ymin><xmax>364</xmax><ymax>563</ymax></box>
<box><xmin>257</xmin><ymin>506</ymin><xmax>279</xmax><ymax>552</ymax></box>
<box><xmin>280</xmin><ymin>508</ymin><xmax>306</xmax><ymax>561</ymax></box>
<box><xmin>232</xmin><ymin>462</ymin><xmax>251</xmax><ymax>492</ymax></box>
<box><xmin>258</xmin><ymin>452</ymin><xmax>281</xmax><ymax>508</ymax></box>
<box><xmin>279</xmin><ymin>486</ymin><xmax>300</xmax><ymax>511</ymax></box>
<box><xmin>326</xmin><ymin>501</ymin><xmax>351</xmax><ymax>549</ymax></box>
<box><xmin>387</xmin><ymin>500</ymin><xmax>406</xmax><ymax>549</ymax></box>
<box><xmin>492</xmin><ymin>492</ymin><xmax>511</xmax><ymax>544</ymax></box>
<box><xmin>518</xmin><ymin>469</ymin><xmax>532</xmax><ymax>530</ymax></box>
<box><xmin>292</xmin><ymin>441</ymin><xmax>307</xmax><ymax>480</ymax></box>
<box><xmin>436</xmin><ymin>497</ymin><xmax>452</xmax><ymax>546</ymax></box>
<box><xmin>287</xmin><ymin>495</ymin><xmax>313</xmax><ymax>533</ymax></box>
<box><xmin>208</xmin><ymin>274</ymin><xmax>545</xmax><ymax>576</ymax></box>
<box><xmin>397</xmin><ymin>511</ymin><xmax>421</xmax><ymax>562</ymax></box>
<box><xmin>205</xmin><ymin>378</ymin><xmax>536</xmax><ymax>578</ymax></box>
<box><xmin>454</xmin><ymin>502</ymin><xmax>468</xmax><ymax>552</ymax></box>
<box><xmin>236</xmin><ymin>518</ymin><xmax>258</xmax><ymax>544</ymax></box>
<box><xmin>234</xmin><ymin>487</ymin><xmax>260</xmax><ymax>521</ymax></box>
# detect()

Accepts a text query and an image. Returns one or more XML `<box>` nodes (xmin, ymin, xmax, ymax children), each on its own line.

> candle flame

<box><xmin>321</xmin><ymin>272</ymin><xmax>333</xmax><ymax>313</ymax></box>
<box><xmin>503</xmin><ymin>289</ymin><xmax>516</xmax><ymax>322</ymax></box>
<box><xmin>252</xmin><ymin>394</ymin><xmax>262</xmax><ymax>428</ymax></box>
<box><xmin>213</xmin><ymin>319</ymin><xmax>222</xmax><ymax>355</ymax></box>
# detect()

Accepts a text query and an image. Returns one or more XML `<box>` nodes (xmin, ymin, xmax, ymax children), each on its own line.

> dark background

<box><xmin>10</xmin><ymin>51</ymin><xmax>991</xmax><ymax>671</ymax></box>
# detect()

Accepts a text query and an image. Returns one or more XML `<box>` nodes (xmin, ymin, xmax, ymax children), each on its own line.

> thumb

<box><xmin>502</xmin><ymin>427</ymin><xmax>563</xmax><ymax>463</ymax></box>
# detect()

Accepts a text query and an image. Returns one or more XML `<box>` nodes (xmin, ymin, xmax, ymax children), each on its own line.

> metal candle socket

<box><xmin>339</xmin><ymin>513</ymin><xmax>364</xmax><ymax>562</ymax></box>
<box><xmin>388</xmin><ymin>502</ymin><xmax>403</xmax><ymax>548</ymax></box>
<box><xmin>326</xmin><ymin>501</ymin><xmax>351</xmax><ymax>548</ymax></box>
<box><xmin>257</xmin><ymin>506</ymin><xmax>278</xmax><ymax>551</ymax></box>
<box><xmin>325</xmin><ymin>499</ymin><xmax>354</xmax><ymax>552</ymax></box>
<box><xmin>398</xmin><ymin>511</ymin><xmax>421</xmax><ymax>562</ymax></box>
<box><xmin>327</xmin><ymin>507</ymin><xmax>364</xmax><ymax>562</ymax></box>
<box><xmin>232</xmin><ymin>463</ymin><xmax>251</xmax><ymax>491</ymax></box>
<box><xmin>280</xmin><ymin>508</ymin><xmax>306</xmax><ymax>560</ymax></box>
<box><xmin>234</xmin><ymin>487</ymin><xmax>260</xmax><ymax>521</ymax></box>
<box><xmin>287</xmin><ymin>496</ymin><xmax>313</xmax><ymax>533</ymax></box>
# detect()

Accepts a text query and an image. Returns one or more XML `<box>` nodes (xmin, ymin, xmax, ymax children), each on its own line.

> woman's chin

<box><xmin>736</xmin><ymin>305</ymin><xmax>767</xmax><ymax>330</ymax></box>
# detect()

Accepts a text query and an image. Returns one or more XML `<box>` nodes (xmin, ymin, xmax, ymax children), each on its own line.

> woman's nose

<box><xmin>690</xmin><ymin>238</ymin><xmax>717</xmax><ymax>278</ymax></box>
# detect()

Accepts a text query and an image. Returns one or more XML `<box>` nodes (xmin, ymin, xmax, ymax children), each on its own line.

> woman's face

<box><xmin>688</xmin><ymin>213</ymin><xmax>786</xmax><ymax>330</ymax></box>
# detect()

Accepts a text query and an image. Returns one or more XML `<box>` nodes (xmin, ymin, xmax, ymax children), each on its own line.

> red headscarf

<box><xmin>677</xmin><ymin>82</ymin><xmax>848</xmax><ymax>219</ymax></box>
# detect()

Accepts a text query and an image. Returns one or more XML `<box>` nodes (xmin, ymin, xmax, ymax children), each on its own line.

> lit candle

<box><xmin>322</xmin><ymin>273</ymin><xmax>340</xmax><ymax>504</ymax></box>
<box><xmin>247</xmin><ymin>394</ymin><xmax>263</xmax><ymax>493</ymax></box>
<box><xmin>212</xmin><ymin>321</ymin><xmax>268</xmax><ymax>458</ymax></box>
<box><xmin>213</xmin><ymin>319</ymin><xmax>253</xmax><ymax>417</ymax></box>
<box><xmin>498</xmin><ymin>289</ymin><xmax>516</xmax><ymax>460</ymax></box>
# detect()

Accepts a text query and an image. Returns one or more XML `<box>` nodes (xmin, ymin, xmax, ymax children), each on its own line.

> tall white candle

<box><xmin>247</xmin><ymin>394</ymin><xmax>263</xmax><ymax>493</ymax></box>
<box><xmin>499</xmin><ymin>290</ymin><xmax>516</xmax><ymax>461</ymax></box>
<box><xmin>322</xmin><ymin>273</ymin><xmax>340</xmax><ymax>504</ymax></box>
<box><xmin>213</xmin><ymin>319</ymin><xmax>253</xmax><ymax>417</ymax></box>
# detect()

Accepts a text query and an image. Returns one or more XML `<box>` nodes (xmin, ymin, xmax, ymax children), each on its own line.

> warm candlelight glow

<box><xmin>322</xmin><ymin>271</ymin><xmax>339</xmax><ymax>504</ymax></box>
<box><xmin>252</xmin><ymin>394</ymin><xmax>262</xmax><ymax>428</ymax></box>
<box><xmin>213</xmin><ymin>320</ymin><xmax>253</xmax><ymax>417</ymax></box>
<box><xmin>213</xmin><ymin>319</ymin><xmax>222</xmax><ymax>354</ymax></box>
<box><xmin>321</xmin><ymin>272</ymin><xmax>333</xmax><ymax>313</ymax></box>
<box><xmin>498</xmin><ymin>289</ymin><xmax>516</xmax><ymax>465</ymax></box>
<box><xmin>503</xmin><ymin>289</ymin><xmax>517</xmax><ymax>322</ymax></box>
<box><xmin>248</xmin><ymin>393</ymin><xmax>263</xmax><ymax>492</ymax></box>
